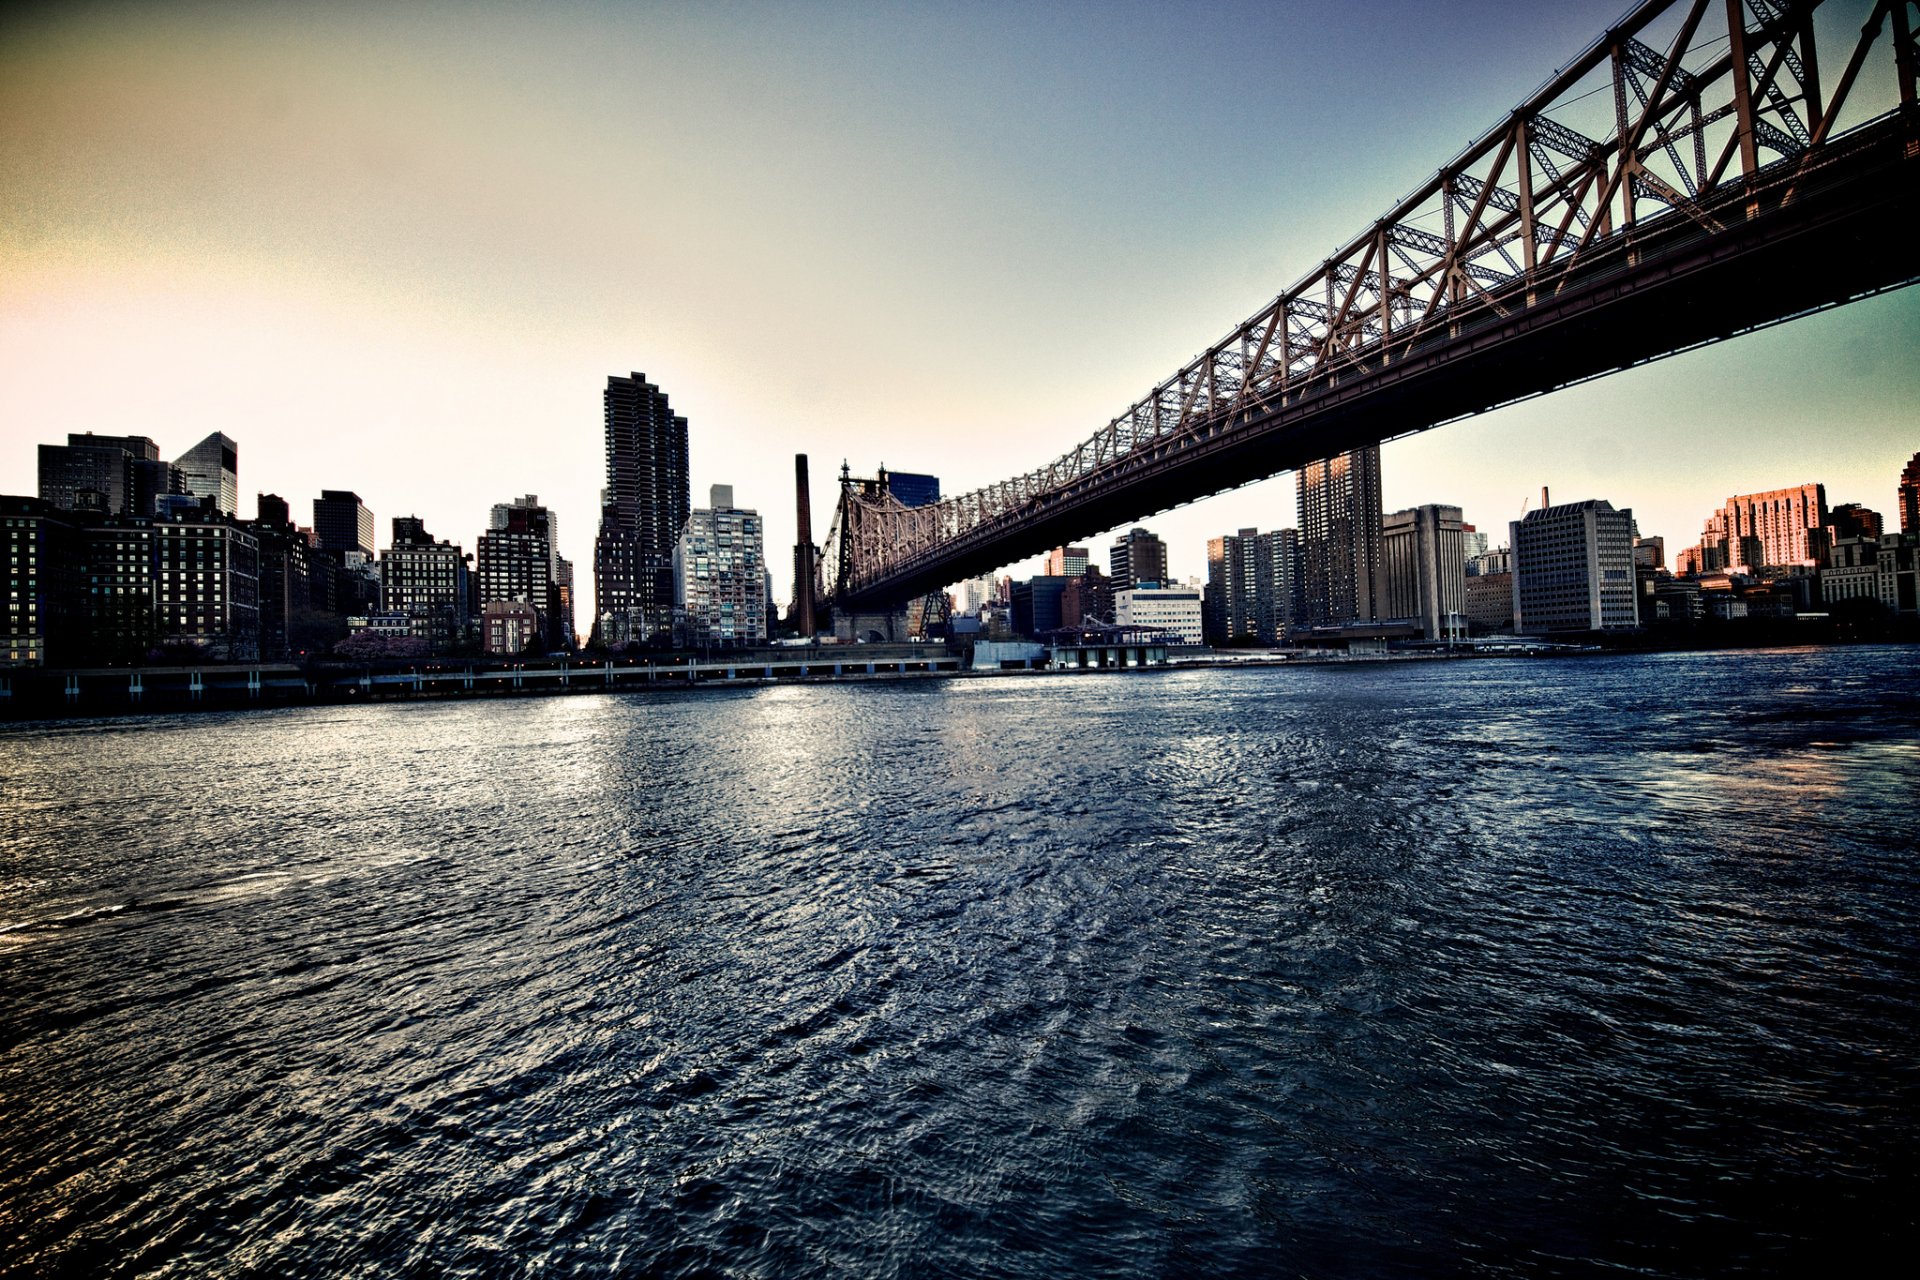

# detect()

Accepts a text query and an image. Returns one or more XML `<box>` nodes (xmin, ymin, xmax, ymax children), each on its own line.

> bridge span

<box><xmin>826</xmin><ymin>0</ymin><xmax>1920</xmax><ymax>611</ymax></box>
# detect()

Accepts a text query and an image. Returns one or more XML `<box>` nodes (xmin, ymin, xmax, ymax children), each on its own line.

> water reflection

<box><xmin>0</xmin><ymin>647</ymin><xmax>1915</xmax><ymax>1277</ymax></box>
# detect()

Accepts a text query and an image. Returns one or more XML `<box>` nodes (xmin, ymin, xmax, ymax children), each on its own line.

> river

<box><xmin>2</xmin><ymin>647</ymin><xmax>1916</xmax><ymax>1277</ymax></box>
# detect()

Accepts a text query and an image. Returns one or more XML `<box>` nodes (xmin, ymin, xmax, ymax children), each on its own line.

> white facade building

<box><xmin>673</xmin><ymin>485</ymin><xmax>767</xmax><ymax>647</ymax></box>
<box><xmin>1115</xmin><ymin>586</ymin><xmax>1205</xmax><ymax>645</ymax></box>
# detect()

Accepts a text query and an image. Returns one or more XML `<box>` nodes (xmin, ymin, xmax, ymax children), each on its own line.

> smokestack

<box><xmin>1541</xmin><ymin>485</ymin><xmax>1550</xmax><ymax>510</ymax></box>
<box><xmin>795</xmin><ymin>454</ymin><xmax>816</xmax><ymax>639</ymax></box>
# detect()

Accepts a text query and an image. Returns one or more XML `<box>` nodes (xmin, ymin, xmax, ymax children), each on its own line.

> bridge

<box><xmin>825</xmin><ymin>0</ymin><xmax>1920</xmax><ymax>611</ymax></box>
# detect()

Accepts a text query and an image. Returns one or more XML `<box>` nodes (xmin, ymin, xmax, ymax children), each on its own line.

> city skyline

<box><xmin>4</xmin><ymin>1</ymin><xmax>1917</xmax><ymax>625</ymax></box>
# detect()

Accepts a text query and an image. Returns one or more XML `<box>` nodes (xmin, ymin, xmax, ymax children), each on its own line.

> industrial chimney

<box><xmin>794</xmin><ymin>455</ymin><xmax>817</xmax><ymax>639</ymax></box>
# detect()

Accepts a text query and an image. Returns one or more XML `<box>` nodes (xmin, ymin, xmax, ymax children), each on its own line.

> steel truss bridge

<box><xmin>825</xmin><ymin>0</ymin><xmax>1920</xmax><ymax>611</ymax></box>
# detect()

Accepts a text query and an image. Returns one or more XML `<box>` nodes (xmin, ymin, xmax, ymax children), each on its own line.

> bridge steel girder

<box><xmin>828</xmin><ymin>0</ymin><xmax>1920</xmax><ymax>611</ymax></box>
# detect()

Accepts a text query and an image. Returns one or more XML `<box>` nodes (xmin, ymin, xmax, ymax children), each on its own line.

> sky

<box><xmin>3</xmin><ymin>0</ymin><xmax>1916</xmax><ymax>625</ymax></box>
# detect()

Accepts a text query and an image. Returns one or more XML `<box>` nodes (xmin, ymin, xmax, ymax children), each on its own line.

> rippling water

<box><xmin>2</xmin><ymin>647</ymin><xmax>1917</xmax><ymax>1277</ymax></box>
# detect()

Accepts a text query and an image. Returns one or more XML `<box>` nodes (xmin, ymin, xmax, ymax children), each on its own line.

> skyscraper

<box><xmin>1900</xmin><ymin>451</ymin><xmax>1920</xmax><ymax>535</ymax></box>
<box><xmin>1298</xmin><ymin>446</ymin><xmax>1383</xmax><ymax>628</ymax></box>
<box><xmin>596</xmin><ymin>372</ymin><xmax>689</xmax><ymax>647</ymax></box>
<box><xmin>173</xmin><ymin>432</ymin><xmax>239</xmax><ymax>516</ymax></box>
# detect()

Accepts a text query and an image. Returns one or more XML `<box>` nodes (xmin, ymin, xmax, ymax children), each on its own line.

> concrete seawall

<box><xmin>0</xmin><ymin>647</ymin><xmax>966</xmax><ymax>721</ymax></box>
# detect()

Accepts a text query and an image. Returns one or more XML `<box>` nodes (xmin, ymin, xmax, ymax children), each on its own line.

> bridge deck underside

<box><xmin>843</xmin><ymin>111</ymin><xmax>1919</xmax><ymax>609</ymax></box>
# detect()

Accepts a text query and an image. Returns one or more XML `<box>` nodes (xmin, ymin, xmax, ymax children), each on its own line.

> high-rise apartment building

<box><xmin>597</xmin><ymin>372</ymin><xmax>689</xmax><ymax>647</ymax></box>
<box><xmin>1206</xmin><ymin>529</ymin><xmax>1261</xmax><ymax>644</ymax></box>
<box><xmin>1381</xmin><ymin>504</ymin><xmax>1467</xmax><ymax>640</ymax></box>
<box><xmin>1510</xmin><ymin>498</ymin><xmax>1638</xmax><ymax>633</ymax></box>
<box><xmin>313</xmin><ymin>490</ymin><xmax>375</xmax><ymax>557</ymax></box>
<box><xmin>1298</xmin><ymin>446</ymin><xmax>1383</xmax><ymax>627</ymax></box>
<box><xmin>1109</xmin><ymin>527</ymin><xmax>1169</xmax><ymax>589</ymax></box>
<box><xmin>1695</xmin><ymin>483</ymin><xmax>1828</xmax><ymax>572</ymax></box>
<box><xmin>478</xmin><ymin>496</ymin><xmax>563</xmax><ymax>652</ymax></box>
<box><xmin>958</xmin><ymin>576</ymin><xmax>995</xmax><ymax>616</ymax></box>
<box><xmin>249</xmin><ymin>495</ymin><xmax>309</xmax><ymax>662</ymax></box>
<box><xmin>673</xmin><ymin>485</ymin><xmax>766</xmax><ymax>648</ymax></box>
<box><xmin>1900</xmin><ymin>451</ymin><xmax>1920</xmax><ymax>535</ymax></box>
<box><xmin>1205</xmin><ymin>529</ymin><xmax>1251</xmax><ymax>644</ymax></box>
<box><xmin>381</xmin><ymin>517</ymin><xmax>471</xmax><ymax>652</ymax></box>
<box><xmin>492</xmin><ymin>495</ymin><xmax>571</xmax><ymax>647</ymax></box>
<box><xmin>1206</xmin><ymin>527</ymin><xmax>1299</xmax><ymax>644</ymax></box>
<box><xmin>3</xmin><ymin>498</ymin><xmax>87</xmax><ymax>667</ymax></box>
<box><xmin>129</xmin><ymin>458</ymin><xmax>184</xmax><ymax>518</ymax></box>
<box><xmin>552</xmin><ymin>558</ymin><xmax>576</xmax><ymax>650</ymax></box>
<box><xmin>173</xmin><ymin>432</ymin><xmax>239</xmax><ymax>516</ymax></box>
<box><xmin>1257</xmin><ymin>527</ymin><xmax>1302</xmax><ymax>642</ymax></box>
<box><xmin>152</xmin><ymin>512</ymin><xmax>260</xmax><ymax>660</ymax></box>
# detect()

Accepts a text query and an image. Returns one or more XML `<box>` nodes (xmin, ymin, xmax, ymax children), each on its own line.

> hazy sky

<box><xmin>4</xmin><ymin>0</ymin><xmax>1915</xmax><ymax>623</ymax></box>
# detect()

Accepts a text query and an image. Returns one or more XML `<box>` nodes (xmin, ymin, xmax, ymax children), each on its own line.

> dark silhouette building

<box><xmin>2</xmin><ymin>497</ymin><xmax>87</xmax><ymax>667</ymax></box>
<box><xmin>1109</xmin><ymin>527</ymin><xmax>1169</xmax><ymax>590</ymax></box>
<box><xmin>1060</xmin><ymin>566</ymin><xmax>1114</xmax><ymax>627</ymax></box>
<box><xmin>595</xmin><ymin>373</ymin><xmax>689</xmax><ymax>647</ymax></box>
<box><xmin>249</xmin><ymin>495</ymin><xmax>310</xmax><ymax>661</ymax></box>
<box><xmin>37</xmin><ymin>433</ymin><xmax>164</xmax><ymax>517</ymax></box>
<box><xmin>1011</xmin><ymin>576</ymin><xmax>1072</xmax><ymax>638</ymax></box>
<box><xmin>1900</xmin><ymin>451</ymin><xmax>1920</xmax><ymax>535</ymax></box>
<box><xmin>481</xmin><ymin>496</ymin><xmax>569</xmax><ymax>652</ymax></box>
<box><xmin>313</xmin><ymin>490</ymin><xmax>374</xmax><ymax>557</ymax></box>
<box><xmin>791</xmin><ymin>454</ymin><xmax>821</xmax><ymax>637</ymax></box>
<box><xmin>381</xmin><ymin>516</ymin><xmax>470</xmax><ymax>653</ymax></box>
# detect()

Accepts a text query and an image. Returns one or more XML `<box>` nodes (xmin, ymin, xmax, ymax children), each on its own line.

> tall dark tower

<box><xmin>1901</xmin><ymin>450</ymin><xmax>1920</xmax><ymax>535</ymax></box>
<box><xmin>594</xmin><ymin>372</ymin><xmax>689</xmax><ymax>647</ymax></box>
<box><xmin>1297</xmin><ymin>445</ymin><xmax>1383</xmax><ymax>628</ymax></box>
<box><xmin>793</xmin><ymin>454</ymin><xmax>818</xmax><ymax>639</ymax></box>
